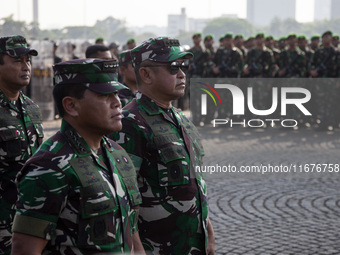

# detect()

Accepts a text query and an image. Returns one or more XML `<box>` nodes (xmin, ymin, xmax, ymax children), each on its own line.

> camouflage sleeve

<box><xmin>13</xmin><ymin>162</ymin><xmax>70</xmax><ymax>240</ymax></box>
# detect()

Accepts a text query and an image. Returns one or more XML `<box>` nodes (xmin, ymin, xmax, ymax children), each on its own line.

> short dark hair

<box><xmin>53</xmin><ymin>84</ymin><xmax>87</xmax><ymax>117</ymax></box>
<box><xmin>85</xmin><ymin>44</ymin><xmax>110</xmax><ymax>58</ymax></box>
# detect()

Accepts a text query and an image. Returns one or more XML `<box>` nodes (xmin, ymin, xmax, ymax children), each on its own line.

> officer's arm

<box><xmin>12</xmin><ymin>232</ymin><xmax>48</xmax><ymax>255</ymax></box>
<box><xmin>132</xmin><ymin>231</ymin><xmax>146</xmax><ymax>255</ymax></box>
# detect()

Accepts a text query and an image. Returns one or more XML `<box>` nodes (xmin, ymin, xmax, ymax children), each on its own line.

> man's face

<box><xmin>255</xmin><ymin>37</ymin><xmax>264</xmax><ymax>47</ymax></box>
<box><xmin>224</xmin><ymin>38</ymin><xmax>233</xmax><ymax>48</ymax></box>
<box><xmin>288</xmin><ymin>37</ymin><xmax>297</xmax><ymax>48</ymax></box>
<box><xmin>193</xmin><ymin>36</ymin><xmax>202</xmax><ymax>46</ymax></box>
<box><xmin>0</xmin><ymin>54</ymin><xmax>32</xmax><ymax>92</ymax></box>
<box><xmin>311</xmin><ymin>38</ymin><xmax>320</xmax><ymax>48</ymax></box>
<box><xmin>75</xmin><ymin>89</ymin><xmax>122</xmax><ymax>135</ymax></box>
<box><xmin>144</xmin><ymin>59</ymin><xmax>187</xmax><ymax>102</ymax></box>
<box><xmin>120</xmin><ymin>63</ymin><xmax>136</xmax><ymax>84</ymax></box>
<box><xmin>322</xmin><ymin>34</ymin><xmax>332</xmax><ymax>47</ymax></box>
<box><xmin>204</xmin><ymin>38</ymin><xmax>214</xmax><ymax>49</ymax></box>
<box><xmin>127</xmin><ymin>41</ymin><xmax>136</xmax><ymax>50</ymax></box>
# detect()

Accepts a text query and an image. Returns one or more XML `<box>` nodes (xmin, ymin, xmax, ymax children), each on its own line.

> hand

<box><xmin>206</xmin><ymin>219</ymin><xmax>215</xmax><ymax>255</ymax></box>
<box><xmin>243</xmin><ymin>66</ymin><xmax>250</xmax><ymax>75</ymax></box>
<box><xmin>310</xmin><ymin>69</ymin><xmax>318</xmax><ymax>77</ymax></box>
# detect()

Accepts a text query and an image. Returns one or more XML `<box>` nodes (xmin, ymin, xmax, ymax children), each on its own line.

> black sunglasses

<box><xmin>144</xmin><ymin>61</ymin><xmax>189</xmax><ymax>75</ymax></box>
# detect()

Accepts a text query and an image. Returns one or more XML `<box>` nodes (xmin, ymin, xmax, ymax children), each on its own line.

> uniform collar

<box><xmin>61</xmin><ymin>119</ymin><xmax>113</xmax><ymax>157</ymax></box>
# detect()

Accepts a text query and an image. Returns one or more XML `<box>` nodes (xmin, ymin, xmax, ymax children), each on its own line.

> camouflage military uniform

<box><xmin>311</xmin><ymin>46</ymin><xmax>340</xmax><ymax>129</ymax></box>
<box><xmin>277</xmin><ymin>47</ymin><xmax>307</xmax><ymax>78</ymax></box>
<box><xmin>113</xmin><ymin>93</ymin><xmax>209</xmax><ymax>254</ymax></box>
<box><xmin>118</xmin><ymin>86</ymin><xmax>135</xmax><ymax>108</ymax></box>
<box><xmin>243</xmin><ymin>46</ymin><xmax>274</xmax><ymax>78</ymax></box>
<box><xmin>13</xmin><ymin>120</ymin><xmax>140</xmax><ymax>254</ymax></box>
<box><xmin>188</xmin><ymin>46</ymin><xmax>205</xmax><ymax>78</ymax></box>
<box><xmin>214</xmin><ymin>47</ymin><xmax>243</xmax><ymax>78</ymax></box>
<box><xmin>0</xmin><ymin>90</ymin><xmax>43</xmax><ymax>253</ymax></box>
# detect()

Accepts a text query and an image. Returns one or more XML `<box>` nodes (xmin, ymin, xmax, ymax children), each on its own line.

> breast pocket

<box><xmin>157</xmin><ymin>144</ymin><xmax>190</xmax><ymax>187</ymax></box>
<box><xmin>0</xmin><ymin>127</ymin><xmax>24</xmax><ymax>159</ymax></box>
<box><xmin>78</xmin><ymin>182</ymin><xmax>118</xmax><ymax>247</ymax></box>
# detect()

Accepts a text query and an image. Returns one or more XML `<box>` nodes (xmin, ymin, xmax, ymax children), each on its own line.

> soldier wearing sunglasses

<box><xmin>109</xmin><ymin>37</ymin><xmax>215</xmax><ymax>255</ymax></box>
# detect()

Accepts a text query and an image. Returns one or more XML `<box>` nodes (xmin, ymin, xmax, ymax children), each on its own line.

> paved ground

<box><xmin>198</xmin><ymin>125</ymin><xmax>340</xmax><ymax>254</ymax></box>
<box><xmin>43</xmin><ymin>120</ymin><xmax>340</xmax><ymax>254</ymax></box>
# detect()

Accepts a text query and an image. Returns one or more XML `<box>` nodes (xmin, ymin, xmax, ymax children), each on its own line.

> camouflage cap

<box><xmin>118</xmin><ymin>50</ymin><xmax>133</xmax><ymax>66</ymax></box>
<box><xmin>0</xmin><ymin>35</ymin><xmax>38</xmax><ymax>58</ymax></box>
<box><xmin>287</xmin><ymin>33</ymin><xmax>297</xmax><ymax>40</ymax></box>
<box><xmin>53</xmin><ymin>58</ymin><xmax>127</xmax><ymax>94</ymax></box>
<box><xmin>130</xmin><ymin>37</ymin><xmax>193</xmax><ymax>66</ymax></box>
<box><xmin>255</xmin><ymin>33</ymin><xmax>265</xmax><ymax>39</ymax></box>
<box><xmin>192</xmin><ymin>33</ymin><xmax>202</xmax><ymax>39</ymax></box>
<box><xmin>311</xmin><ymin>34</ymin><xmax>320</xmax><ymax>40</ymax></box>
<box><xmin>297</xmin><ymin>34</ymin><xmax>307</xmax><ymax>40</ymax></box>
<box><xmin>204</xmin><ymin>34</ymin><xmax>214</xmax><ymax>41</ymax></box>
<box><xmin>322</xmin><ymin>30</ymin><xmax>332</xmax><ymax>38</ymax></box>
<box><xmin>224</xmin><ymin>33</ymin><xmax>233</xmax><ymax>39</ymax></box>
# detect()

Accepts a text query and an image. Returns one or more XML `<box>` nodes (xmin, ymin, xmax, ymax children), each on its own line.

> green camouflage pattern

<box><xmin>118</xmin><ymin>86</ymin><xmax>135</xmax><ymax>108</ymax></box>
<box><xmin>118</xmin><ymin>50</ymin><xmax>133</xmax><ymax>66</ymax></box>
<box><xmin>277</xmin><ymin>47</ymin><xmax>307</xmax><ymax>77</ymax></box>
<box><xmin>53</xmin><ymin>58</ymin><xmax>127</xmax><ymax>93</ymax></box>
<box><xmin>130</xmin><ymin>37</ymin><xmax>193</xmax><ymax>66</ymax></box>
<box><xmin>0</xmin><ymin>90</ymin><xmax>43</xmax><ymax>254</ymax></box>
<box><xmin>214</xmin><ymin>46</ymin><xmax>243</xmax><ymax>78</ymax></box>
<box><xmin>243</xmin><ymin>46</ymin><xmax>275</xmax><ymax>77</ymax></box>
<box><xmin>110</xmin><ymin>93</ymin><xmax>209</xmax><ymax>254</ymax></box>
<box><xmin>310</xmin><ymin>46</ymin><xmax>340</xmax><ymax>78</ymax></box>
<box><xmin>0</xmin><ymin>35</ymin><xmax>38</xmax><ymax>58</ymax></box>
<box><xmin>13</xmin><ymin>120</ymin><xmax>140</xmax><ymax>254</ymax></box>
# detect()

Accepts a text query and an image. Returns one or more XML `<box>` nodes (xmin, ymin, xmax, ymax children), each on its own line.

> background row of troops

<box><xmin>25</xmin><ymin>36</ymin><xmax>340</xmax><ymax>130</ymax></box>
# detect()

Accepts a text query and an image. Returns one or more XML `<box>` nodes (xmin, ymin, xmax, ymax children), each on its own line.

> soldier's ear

<box><xmin>62</xmin><ymin>96</ymin><xmax>79</xmax><ymax>117</ymax></box>
<box><xmin>139</xmin><ymin>67</ymin><xmax>153</xmax><ymax>84</ymax></box>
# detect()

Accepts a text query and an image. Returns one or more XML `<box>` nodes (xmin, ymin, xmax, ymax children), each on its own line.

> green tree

<box><xmin>1</xmin><ymin>15</ymin><xmax>28</xmax><ymax>37</ymax></box>
<box><xmin>203</xmin><ymin>17</ymin><xmax>255</xmax><ymax>40</ymax></box>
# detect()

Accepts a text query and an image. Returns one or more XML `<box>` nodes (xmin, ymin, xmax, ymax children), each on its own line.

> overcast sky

<box><xmin>0</xmin><ymin>0</ymin><xmax>314</xmax><ymax>29</ymax></box>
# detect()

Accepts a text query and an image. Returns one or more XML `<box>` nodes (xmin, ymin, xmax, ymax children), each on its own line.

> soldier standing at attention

<box><xmin>11</xmin><ymin>59</ymin><xmax>145</xmax><ymax>254</ymax></box>
<box><xmin>310</xmin><ymin>34</ymin><xmax>320</xmax><ymax>52</ymax></box>
<box><xmin>277</xmin><ymin>34</ymin><xmax>306</xmax><ymax>78</ymax></box>
<box><xmin>118</xmin><ymin>50</ymin><xmax>137</xmax><ymax>107</ymax></box>
<box><xmin>112</xmin><ymin>37</ymin><xmax>215</xmax><ymax>254</ymax></box>
<box><xmin>297</xmin><ymin>35</ymin><xmax>314</xmax><ymax>77</ymax></box>
<box><xmin>310</xmin><ymin>31</ymin><xmax>339</xmax><ymax>131</ymax></box>
<box><xmin>0</xmin><ymin>35</ymin><xmax>43</xmax><ymax>254</ymax></box>
<box><xmin>242</xmin><ymin>33</ymin><xmax>274</xmax><ymax>78</ymax></box>
<box><xmin>202</xmin><ymin>34</ymin><xmax>216</xmax><ymax>78</ymax></box>
<box><xmin>213</xmin><ymin>33</ymin><xmax>243</xmax><ymax>78</ymax></box>
<box><xmin>188</xmin><ymin>33</ymin><xmax>205</xmax><ymax>78</ymax></box>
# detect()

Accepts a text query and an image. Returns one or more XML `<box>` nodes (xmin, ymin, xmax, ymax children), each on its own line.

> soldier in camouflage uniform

<box><xmin>234</xmin><ymin>34</ymin><xmax>247</xmax><ymax>59</ymax></box>
<box><xmin>11</xmin><ymin>59</ymin><xmax>144</xmax><ymax>254</ymax></box>
<box><xmin>277</xmin><ymin>34</ymin><xmax>307</xmax><ymax>126</ymax></box>
<box><xmin>277</xmin><ymin>34</ymin><xmax>307</xmax><ymax>78</ymax></box>
<box><xmin>0</xmin><ymin>35</ymin><xmax>43</xmax><ymax>254</ymax></box>
<box><xmin>242</xmin><ymin>33</ymin><xmax>274</xmax><ymax>78</ymax></box>
<box><xmin>213</xmin><ymin>33</ymin><xmax>243</xmax><ymax>78</ymax></box>
<box><xmin>118</xmin><ymin>50</ymin><xmax>137</xmax><ymax>108</ymax></box>
<box><xmin>213</xmin><ymin>33</ymin><xmax>243</xmax><ymax>121</ymax></box>
<box><xmin>265</xmin><ymin>35</ymin><xmax>280</xmax><ymax>77</ymax></box>
<box><xmin>243</xmin><ymin>33</ymin><xmax>275</xmax><ymax>119</ymax></box>
<box><xmin>110</xmin><ymin>37</ymin><xmax>215</xmax><ymax>254</ymax></box>
<box><xmin>202</xmin><ymin>34</ymin><xmax>216</xmax><ymax>78</ymax></box>
<box><xmin>298</xmin><ymin>35</ymin><xmax>314</xmax><ymax>77</ymax></box>
<box><xmin>310</xmin><ymin>31</ymin><xmax>340</xmax><ymax>130</ymax></box>
<box><xmin>310</xmin><ymin>34</ymin><xmax>320</xmax><ymax>52</ymax></box>
<box><xmin>188</xmin><ymin>33</ymin><xmax>205</xmax><ymax>78</ymax></box>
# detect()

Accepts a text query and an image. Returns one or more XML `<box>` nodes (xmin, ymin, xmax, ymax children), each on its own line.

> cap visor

<box><xmin>86</xmin><ymin>81</ymin><xmax>127</xmax><ymax>94</ymax></box>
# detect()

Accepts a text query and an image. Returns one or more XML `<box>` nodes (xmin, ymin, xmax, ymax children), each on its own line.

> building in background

<box><xmin>247</xmin><ymin>0</ymin><xmax>296</xmax><ymax>26</ymax></box>
<box><xmin>331</xmin><ymin>0</ymin><xmax>340</xmax><ymax>20</ymax></box>
<box><xmin>314</xmin><ymin>0</ymin><xmax>331</xmax><ymax>21</ymax></box>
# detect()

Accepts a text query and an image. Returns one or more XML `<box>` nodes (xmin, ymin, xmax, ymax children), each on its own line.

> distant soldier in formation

<box><xmin>310</xmin><ymin>31</ymin><xmax>339</xmax><ymax>130</ymax></box>
<box><xmin>310</xmin><ymin>34</ymin><xmax>320</xmax><ymax>52</ymax></box>
<box><xmin>202</xmin><ymin>34</ymin><xmax>216</xmax><ymax>78</ymax></box>
<box><xmin>234</xmin><ymin>34</ymin><xmax>247</xmax><ymax>59</ymax></box>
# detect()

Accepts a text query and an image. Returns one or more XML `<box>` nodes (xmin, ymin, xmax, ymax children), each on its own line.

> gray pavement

<box><xmin>43</xmin><ymin>120</ymin><xmax>340</xmax><ymax>254</ymax></box>
<box><xmin>198</xmin><ymin>125</ymin><xmax>340</xmax><ymax>254</ymax></box>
